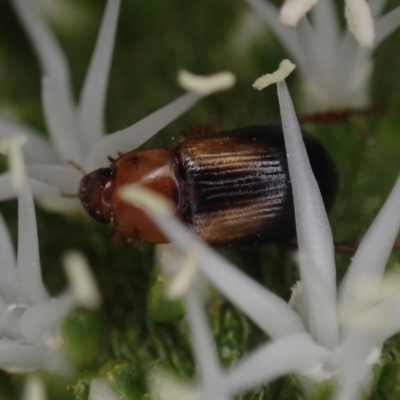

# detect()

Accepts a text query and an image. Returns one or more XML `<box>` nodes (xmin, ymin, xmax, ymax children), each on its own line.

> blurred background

<box><xmin>0</xmin><ymin>0</ymin><xmax>400</xmax><ymax>398</ymax></box>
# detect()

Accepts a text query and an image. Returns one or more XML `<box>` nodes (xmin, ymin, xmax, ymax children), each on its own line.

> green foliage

<box><xmin>1</xmin><ymin>0</ymin><xmax>400</xmax><ymax>399</ymax></box>
<box><xmin>147</xmin><ymin>268</ymin><xmax>184</xmax><ymax>322</ymax></box>
<box><xmin>100</xmin><ymin>359</ymin><xmax>146</xmax><ymax>400</ymax></box>
<box><xmin>62</xmin><ymin>310</ymin><xmax>104</xmax><ymax>368</ymax></box>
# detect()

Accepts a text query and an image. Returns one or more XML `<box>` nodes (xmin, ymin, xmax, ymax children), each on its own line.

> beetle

<box><xmin>79</xmin><ymin>125</ymin><xmax>338</xmax><ymax>245</ymax></box>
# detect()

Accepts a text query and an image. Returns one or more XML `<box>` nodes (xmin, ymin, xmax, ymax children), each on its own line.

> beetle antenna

<box><xmin>68</xmin><ymin>160</ymin><xmax>86</xmax><ymax>175</ymax></box>
<box><xmin>60</xmin><ymin>191</ymin><xmax>78</xmax><ymax>199</ymax></box>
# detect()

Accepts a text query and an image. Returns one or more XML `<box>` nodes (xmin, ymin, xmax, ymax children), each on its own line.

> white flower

<box><xmin>0</xmin><ymin>0</ymin><xmax>233</xmax><ymax>213</ymax></box>
<box><xmin>121</xmin><ymin>79</ymin><xmax>400</xmax><ymax>400</ymax></box>
<box><xmin>88</xmin><ymin>379</ymin><xmax>119</xmax><ymax>400</ymax></box>
<box><xmin>242</xmin><ymin>0</ymin><xmax>400</xmax><ymax>111</ymax></box>
<box><xmin>0</xmin><ymin>137</ymin><xmax>100</xmax><ymax>375</ymax></box>
<box><xmin>280</xmin><ymin>0</ymin><xmax>374</xmax><ymax>48</ymax></box>
<box><xmin>0</xmin><ymin>176</ymin><xmax>76</xmax><ymax>374</ymax></box>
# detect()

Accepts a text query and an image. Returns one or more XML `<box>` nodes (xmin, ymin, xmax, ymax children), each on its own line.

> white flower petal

<box><xmin>369</xmin><ymin>0</ymin><xmax>386</xmax><ymax>18</ymax></box>
<box><xmin>85</xmin><ymin>92</ymin><xmax>201</xmax><ymax>170</ymax></box>
<box><xmin>0</xmin><ymin>213</ymin><xmax>18</xmax><ymax>301</ymax></box>
<box><xmin>277</xmin><ymin>81</ymin><xmax>338</xmax><ymax>348</ymax></box>
<box><xmin>10</xmin><ymin>0</ymin><xmax>77</xmax><ymax>140</ymax></box>
<box><xmin>0</xmin><ymin>135</ymin><xmax>27</xmax><ymax>191</ymax></box>
<box><xmin>120</xmin><ymin>186</ymin><xmax>306</xmax><ymax>339</ymax></box>
<box><xmin>89</xmin><ymin>379</ymin><xmax>119</xmax><ymax>400</ymax></box>
<box><xmin>41</xmin><ymin>77</ymin><xmax>83</xmax><ymax>163</ymax></box>
<box><xmin>79</xmin><ymin>0</ymin><xmax>121</xmax><ymax>148</ymax></box>
<box><xmin>168</xmin><ymin>251</ymin><xmax>199</xmax><ymax>299</ymax></box>
<box><xmin>339</xmin><ymin>173</ymin><xmax>400</xmax><ymax>322</ymax></box>
<box><xmin>149</xmin><ymin>369</ymin><xmax>199</xmax><ymax>400</ymax></box>
<box><xmin>185</xmin><ymin>291</ymin><xmax>223</xmax><ymax>384</ymax></box>
<box><xmin>0</xmin><ymin>339</ymin><xmax>42</xmax><ymax>372</ymax></box>
<box><xmin>374</xmin><ymin>6</ymin><xmax>400</xmax><ymax>48</ymax></box>
<box><xmin>16</xmin><ymin>183</ymin><xmax>49</xmax><ymax>304</ymax></box>
<box><xmin>22</xmin><ymin>376</ymin><xmax>47</xmax><ymax>400</ymax></box>
<box><xmin>341</xmin><ymin>295</ymin><xmax>400</xmax><ymax>349</ymax></box>
<box><xmin>244</xmin><ymin>0</ymin><xmax>305</xmax><ymax>64</ymax></box>
<box><xmin>28</xmin><ymin>164</ymin><xmax>82</xmax><ymax>194</ymax></box>
<box><xmin>0</xmin><ymin>172</ymin><xmax>16</xmax><ymax>202</ymax></box>
<box><xmin>311</xmin><ymin>0</ymin><xmax>340</xmax><ymax>50</ymax></box>
<box><xmin>63</xmin><ymin>251</ymin><xmax>101</xmax><ymax>310</ymax></box>
<box><xmin>0</xmin><ymin>117</ymin><xmax>57</xmax><ymax>164</ymax></box>
<box><xmin>119</xmin><ymin>185</ymin><xmax>173</xmax><ymax>215</ymax></box>
<box><xmin>332</xmin><ymin>297</ymin><xmax>400</xmax><ymax>400</ymax></box>
<box><xmin>226</xmin><ymin>333</ymin><xmax>329</xmax><ymax>391</ymax></box>
<box><xmin>19</xmin><ymin>291</ymin><xmax>76</xmax><ymax>344</ymax></box>
<box><xmin>30</xmin><ymin>179</ymin><xmax>82</xmax><ymax>213</ymax></box>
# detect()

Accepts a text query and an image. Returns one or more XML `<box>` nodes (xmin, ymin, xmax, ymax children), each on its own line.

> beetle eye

<box><xmin>98</xmin><ymin>167</ymin><xmax>115</xmax><ymax>179</ymax></box>
<box><xmin>79</xmin><ymin>167</ymin><xmax>116</xmax><ymax>223</ymax></box>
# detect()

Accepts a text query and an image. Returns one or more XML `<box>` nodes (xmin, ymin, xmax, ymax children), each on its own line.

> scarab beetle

<box><xmin>79</xmin><ymin>125</ymin><xmax>338</xmax><ymax>244</ymax></box>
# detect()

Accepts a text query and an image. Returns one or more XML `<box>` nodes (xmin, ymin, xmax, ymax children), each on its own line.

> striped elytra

<box><xmin>79</xmin><ymin>125</ymin><xmax>338</xmax><ymax>244</ymax></box>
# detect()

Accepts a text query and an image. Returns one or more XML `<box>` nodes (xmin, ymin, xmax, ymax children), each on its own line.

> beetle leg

<box><xmin>68</xmin><ymin>160</ymin><xmax>86</xmax><ymax>175</ymax></box>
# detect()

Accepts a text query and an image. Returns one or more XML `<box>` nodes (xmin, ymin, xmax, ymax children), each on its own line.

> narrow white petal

<box><xmin>28</xmin><ymin>164</ymin><xmax>82</xmax><ymax>194</ymax></box>
<box><xmin>22</xmin><ymin>376</ymin><xmax>47</xmax><ymax>400</ymax></box>
<box><xmin>0</xmin><ymin>211</ymin><xmax>18</xmax><ymax>300</ymax></box>
<box><xmin>277</xmin><ymin>81</ymin><xmax>338</xmax><ymax>348</ymax></box>
<box><xmin>177</xmin><ymin>70</ymin><xmax>236</xmax><ymax>96</ymax></box>
<box><xmin>345</xmin><ymin>0</ymin><xmax>375</xmax><ymax>48</ymax></box>
<box><xmin>16</xmin><ymin>183</ymin><xmax>49</xmax><ymax>303</ymax></box>
<box><xmin>29</xmin><ymin>179</ymin><xmax>82</xmax><ymax>213</ymax></box>
<box><xmin>89</xmin><ymin>379</ymin><xmax>119</xmax><ymax>400</ymax></box>
<box><xmin>244</xmin><ymin>0</ymin><xmax>306</xmax><ymax>65</ymax></box>
<box><xmin>119</xmin><ymin>185</ymin><xmax>173</xmax><ymax>215</ymax></box>
<box><xmin>369</xmin><ymin>0</ymin><xmax>386</xmax><ymax>18</ymax></box>
<box><xmin>156</xmin><ymin>243</ymin><xmax>188</xmax><ymax>276</ymax></box>
<box><xmin>339</xmin><ymin>173</ymin><xmax>400</xmax><ymax>322</ymax></box>
<box><xmin>149</xmin><ymin>370</ymin><xmax>199</xmax><ymax>400</ymax></box>
<box><xmin>280</xmin><ymin>0</ymin><xmax>319</xmax><ymax>26</ymax></box>
<box><xmin>341</xmin><ymin>295</ymin><xmax>400</xmax><ymax>349</ymax></box>
<box><xmin>41</xmin><ymin>77</ymin><xmax>83</xmax><ymax>163</ymax></box>
<box><xmin>297</xmin><ymin>18</ymin><xmax>332</xmax><ymax>79</ymax></box>
<box><xmin>0</xmin><ymin>339</ymin><xmax>42</xmax><ymax>371</ymax></box>
<box><xmin>168</xmin><ymin>251</ymin><xmax>199</xmax><ymax>299</ymax></box>
<box><xmin>120</xmin><ymin>187</ymin><xmax>306</xmax><ymax>339</ymax></box>
<box><xmin>333</xmin><ymin>298</ymin><xmax>400</xmax><ymax>400</ymax></box>
<box><xmin>226</xmin><ymin>333</ymin><xmax>329</xmax><ymax>391</ymax></box>
<box><xmin>374</xmin><ymin>6</ymin><xmax>400</xmax><ymax>48</ymax></box>
<box><xmin>0</xmin><ymin>172</ymin><xmax>16</xmax><ymax>201</ymax></box>
<box><xmin>10</xmin><ymin>0</ymin><xmax>77</xmax><ymax>139</ymax></box>
<box><xmin>0</xmin><ymin>212</ymin><xmax>16</xmax><ymax>274</ymax></box>
<box><xmin>79</xmin><ymin>0</ymin><xmax>121</xmax><ymax>147</ymax></box>
<box><xmin>85</xmin><ymin>92</ymin><xmax>200</xmax><ymax>170</ymax></box>
<box><xmin>0</xmin><ymin>135</ymin><xmax>27</xmax><ymax>191</ymax></box>
<box><xmin>311</xmin><ymin>0</ymin><xmax>340</xmax><ymax>50</ymax></box>
<box><xmin>185</xmin><ymin>291</ymin><xmax>224</xmax><ymax>385</ymax></box>
<box><xmin>0</xmin><ymin>117</ymin><xmax>57</xmax><ymax>164</ymax></box>
<box><xmin>332</xmin><ymin>364</ymin><xmax>370</xmax><ymax>400</ymax></box>
<box><xmin>63</xmin><ymin>251</ymin><xmax>101</xmax><ymax>310</ymax></box>
<box><xmin>19</xmin><ymin>291</ymin><xmax>76</xmax><ymax>344</ymax></box>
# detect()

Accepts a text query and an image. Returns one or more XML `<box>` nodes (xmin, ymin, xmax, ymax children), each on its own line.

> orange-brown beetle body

<box><xmin>79</xmin><ymin>125</ymin><xmax>338</xmax><ymax>244</ymax></box>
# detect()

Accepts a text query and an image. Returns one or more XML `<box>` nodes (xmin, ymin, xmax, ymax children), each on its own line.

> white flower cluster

<box><xmin>0</xmin><ymin>160</ymin><xmax>74</xmax><ymax>375</ymax></box>
<box><xmin>243</xmin><ymin>0</ymin><xmax>400</xmax><ymax>110</ymax></box>
<box><xmin>0</xmin><ymin>0</ymin><xmax>233</xmax><ymax>214</ymax></box>
<box><xmin>122</xmin><ymin>79</ymin><xmax>400</xmax><ymax>400</ymax></box>
<box><xmin>0</xmin><ymin>138</ymin><xmax>102</xmax><ymax>394</ymax></box>
<box><xmin>0</xmin><ymin>0</ymin><xmax>400</xmax><ymax>399</ymax></box>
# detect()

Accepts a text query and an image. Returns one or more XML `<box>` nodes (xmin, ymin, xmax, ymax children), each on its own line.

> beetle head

<box><xmin>79</xmin><ymin>167</ymin><xmax>116</xmax><ymax>223</ymax></box>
